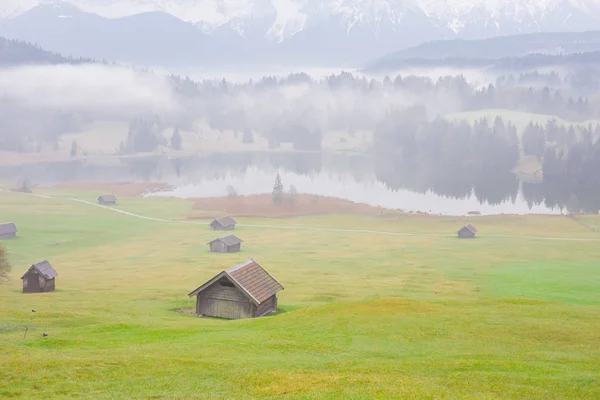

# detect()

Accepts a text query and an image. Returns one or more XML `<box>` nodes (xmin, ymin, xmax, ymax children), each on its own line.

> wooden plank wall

<box><xmin>209</xmin><ymin>241</ymin><xmax>228</xmax><ymax>253</ymax></box>
<box><xmin>255</xmin><ymin>295</ymin><xmax>277</xmax><ymax>317</ymax></box>
<box><xmin>197</xmin><ymin>280</ymin><xmax>254</xmax><ymax>319</ymax></box>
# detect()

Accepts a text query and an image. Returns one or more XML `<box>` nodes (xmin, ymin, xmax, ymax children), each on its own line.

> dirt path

<box><xmin>70</xmin><ymin>199</ymin><xmax>600</xmax><ymax>242</ymax></box>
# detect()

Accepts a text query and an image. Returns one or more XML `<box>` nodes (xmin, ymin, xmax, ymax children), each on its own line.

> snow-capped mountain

<box><xmin>1</xmin><ymin>0</ymin><xmax>600</xmax><ymax>66</ymax></box>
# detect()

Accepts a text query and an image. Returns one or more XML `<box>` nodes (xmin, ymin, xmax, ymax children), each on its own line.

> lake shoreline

<box><xmin>0</xmin><ymin>152</ymin><xmax>595</xmax><ymax>215</ymax></box>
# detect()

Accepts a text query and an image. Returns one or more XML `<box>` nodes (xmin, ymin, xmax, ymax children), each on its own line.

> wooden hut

<box><xmin>458</xmin><ymin>224</ymin><xmax>477</xmax><ymax>239</ymax></box>
<box><xmin>210</xmin><ymin>216</ymin><xmax>237</xmax><ymax>231</ymax></box>
<box><xmin>208</xmin><ymin>235</ymin><xmax>243</xmax><ymax>253</ymax></box>
<box><xmin>188</xmin><ymin>259</ymin><xmax>284</xmax><ymax>320</ymax></box>
<box><xmin>21</xmin><ymin>260</ymin><xmax>58</xmax><ymax>293</ymax></box>
<box><xmin>0</xmin><ymin>222</ymin><xmax>18</xmax><ymax>239</ymax></box>
<box><xmin>98</xmin><ymin>195</ymin><xmax>117</xmax><ymax>205</ymax></box>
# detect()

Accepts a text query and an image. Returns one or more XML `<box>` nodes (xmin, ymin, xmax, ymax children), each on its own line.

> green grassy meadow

<box><xmin>1</xmin><ymin>190</ymin><xmax>599</xmax><ymax>399</ymax></box>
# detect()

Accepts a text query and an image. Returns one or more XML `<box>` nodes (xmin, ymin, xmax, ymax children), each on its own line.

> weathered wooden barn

<box><xmin>188</xmin><ymin>259</ymin><xmax>284</xmax><ymax>320</ymax></box>
<box><xmin>0</xmin><ymin>222</ymin><xmax>18</xmax><ymax>239</ymax></box>
<box><xmin>98</xmin><ymin>195</ymin><xmax>117</xmax><ymax>205</ymax></box>
<box><xmin>458</xmin><ymin>224</ymin><xmax>477</xmax><ymax>238</ymax></box>
<box><xmin>210</xmin><ymin>216</ymin><xmax>237</xmax><ymax>231</ymax></box>
<box><xmin>208</xmin><ymin>235</ymin><xmax>243</xmax><ymax>253</ymax></box>
<box><xmin>21</xmin><ymin>260</ymin><xmax>58</xmax><ymax>294</ymax></box>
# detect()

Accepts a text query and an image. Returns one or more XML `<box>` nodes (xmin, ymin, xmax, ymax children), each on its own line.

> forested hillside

<box><xmin>0</xmin><ymin>36</ymin><xmax>92</xmax><ymax>65</ymax></box>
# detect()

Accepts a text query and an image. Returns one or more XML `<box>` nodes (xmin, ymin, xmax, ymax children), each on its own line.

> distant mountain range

<box><xmin>366</xmin><ymin>30</ymin><xmax>600</xmax><ymax>72</ymax></box>
<box><xmin>2</xmin><ymin>1</ymin><xmax>600</xmax><ymax>66</ymax></box>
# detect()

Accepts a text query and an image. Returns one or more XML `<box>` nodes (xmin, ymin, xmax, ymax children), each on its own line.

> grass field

<box><xmin>1</xmin><ymin>190</ymin><xmax>599</xmax><ymax>399</ymax></box>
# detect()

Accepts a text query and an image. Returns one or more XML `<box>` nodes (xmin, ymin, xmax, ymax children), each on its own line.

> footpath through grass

<box><xmin>1</xmin><ymin>190</ymin><xmax>599</xmax><ymax>399</ymax></box>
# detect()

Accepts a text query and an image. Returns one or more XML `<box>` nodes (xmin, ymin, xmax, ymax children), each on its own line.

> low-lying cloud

<box><xmin>0</xmin><ymin>63</ymin><xmax>180</xmax><ymax>116</ymax></box>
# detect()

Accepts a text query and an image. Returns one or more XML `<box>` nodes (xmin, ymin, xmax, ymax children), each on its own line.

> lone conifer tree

<box><xmin>171</xmin><ymin>126</ymin><xmax>182</xmax><ymax>150</ymax></box>
<box><xmin>272</xmin><ymin>173</ymin><xmax>284</xmax><ymax>205</ymax></box>
<box><xmin>70</xmin><ymin>140</ymin><xmax>78</xmax><ymax>157</ymax></box>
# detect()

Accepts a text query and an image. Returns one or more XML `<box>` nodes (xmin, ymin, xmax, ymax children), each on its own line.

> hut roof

<box><xmin>212</xmin><ymin>216</ymin><xmax>237</xmax><ymax>228</ymax></box>
<box><xmin>188</xmin><ymin>259</ymin><xmax>284</xmax><ymax>305</ymax></box>
<box><xmin>21</xmin><ymin>260</ymin><xmax>58</xmax><ymax>280</ymax></box>
<box><xmin>98</xmin><ymin>194</ymin><xmax>117</xmax><ymax>202</ymax></box>
<box><xmin>208</xmin><ymin>234</ymin><xmax>244</xmax><ymax>246</ymax></box>
<box><xmin>460</xmin><ymin>224</ymin><xmax>477</xmax><ymax>234</ymax></box>
<box><xmin>0</xmin><ymin>222</ymin><xmax>17</xmax><ymax>234</ymax></box>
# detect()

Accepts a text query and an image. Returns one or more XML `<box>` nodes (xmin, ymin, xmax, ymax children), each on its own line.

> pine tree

<box><xmin>272</xmin><ymin>173</ymin><xmax>284</xmax><ymax>205</ymax></box>
<box><xmin>171</xmin><ymin>126</ymin><xmax>182</xmax><ymax>150</ymax></box>
<box><xmin>70</xmin><ymin>140</ymin><xmax>78</xmax><ymax>157</ymax></box>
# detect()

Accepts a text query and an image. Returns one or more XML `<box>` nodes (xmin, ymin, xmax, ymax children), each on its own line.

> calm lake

<box><xmin>1</xmin><ymin>152</ymin><xmax>596</xmax><ymax>215</ymax></box>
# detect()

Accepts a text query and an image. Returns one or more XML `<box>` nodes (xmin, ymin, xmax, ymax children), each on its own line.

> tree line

<box><xmin>496</xmin><ymin>68</ymin><xmax>600</xmax><ymax>96</ymax></box>
<box><xmin>2</xmin><ymin>69</ymin><xmax>600</xmax><ymax>159</ymax></box>
<box><xmin>373</xmin><ymin>109</ymin><xmax>600</xmax><ymax>212</ymax></box>
<box><xmin>0</xmin><ymin>37</ymin><xmax>96</xmax><ymax>66</ymax></box>
<box><xmin>168</xmin><ymin>72</ymin><xmax>600</xmax><ymax>145</ymax></box>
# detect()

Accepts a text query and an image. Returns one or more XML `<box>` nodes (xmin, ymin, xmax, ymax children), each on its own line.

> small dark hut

<box><xmin>208</xmin><ymin>235</ymin><xmax>243</xmax><ymax>253</ymax></box>
<box><xmin>98</xmin><ymin>195</ymin><xmax>117</xmax><ymax>205</ymax></box>
<box><xmin>458</xmin><ymin>224</ymin><xmax>477</xmax><ymax>239</ymax></box>
<box><xmin>21</xmin><ymin>260</ymin><xmax>58</xmax><ymax>293</ymax></box>
<box><xmin>210</xmin><ymin>216</ymin><xmax>237</xmax><ymax>231</ymax></box>
<box><xmin>0</xmin><ymin>222</ymin><xmax>18</xmax><ymax>239</ymax></box>
<box><xmin>188</xmin><ymin>259</ymin><xmax>284</xmax><ymax>320</ymax></box>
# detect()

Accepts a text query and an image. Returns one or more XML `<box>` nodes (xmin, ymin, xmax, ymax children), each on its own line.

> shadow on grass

<box><xmin>11</xmin><ymin>289</ymin><xmax>72</xmax><ymax>295</ymax></box>
<box><xmin>169</xmin><ymin>303</ymin><xmax>303</xmax><ymax>319</ymax></box>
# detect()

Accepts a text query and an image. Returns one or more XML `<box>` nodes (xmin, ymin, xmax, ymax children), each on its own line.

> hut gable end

<box><xmin>458</xmin><ymin>224</ymin><xmax>477</xmax><ymax>238</ymax></box>
<box><xmin>202</xmin><ymin>277</ymin><xmax>250</xmax><ymax>303</ymax></box>
<box><xmin>208</xmin><ymin>235</ymin><xmax>243</xmax><ymax>247</ymax></box>
<box><xmin>189</xmin><ymin>259</ymin><xmax>284</xmax><ymax>307</ymax></box>
<box><xmin>207</xmin><ymin>235</ymin><xmax>243</xmax><ymax>253</ymax></box>
<box><xmin>210</xmin><ymin>216</ymin><xmax>237</xmax><ymax>230</ymax></box>
<box><xmin>98</xmin><ymin>195</ymin><xmax>117</xmax><ymax>205</ymax></box>
<box><xmin>0</xmin><ymin>222</ymin><xmax>18</xmax><ymax>238</ymax></box>
<box><xmin>21</xmin><ymin>260</ymin><xmax>58</xmax><ymax>280</ymax></box>
<box><xmin>189</xmin><ymin>273</ymin><xmax>254</xmax><ymax>319</ymax></box>
<box><xmin>188</xmin><ymin>260</ymin><xmax>283</xmax><ymax>319</ymax></box>
<box><xmin>21</xmin><ymin>260</ymin><xmax>58</xmax><ymax>293</ymax></box>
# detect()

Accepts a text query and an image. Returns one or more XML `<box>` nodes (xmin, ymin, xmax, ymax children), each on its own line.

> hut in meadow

<box><xmin>210</xmin><ymin>216</ymin><xmax>237</xmax><ymax>231</ymax></box>
<box><xmin>98</xmin><ymin>195</ymin><xmax>117</xmax><ymax>205</ymax></box>
<box><xmin>21</xmin><ymin>260</ymin><xmax>58</xmax><ymax>293</ymax></box>
<box><xmin>0</xmin><ymin>222</ymin><xmax>18</xmax><ymax>239</ymax></box>
<box><xmin>208</xmin><ymin>235</ymin><xmax>243</xmax><ymax>253</ymax></box>
<box><xmin>188</xmin><ymin>259</ymin><xmax>284</xmax><ymax>320</ymax></box>
<box><xmin>458</xmin><ymin>224</ymin><xmax>477</xmax><ymax>239</ymax></box>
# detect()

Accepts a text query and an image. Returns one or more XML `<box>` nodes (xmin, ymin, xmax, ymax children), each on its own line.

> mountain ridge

<box><xmin>4</xmin><ymin>1</ymin><xmax>600</xmax><ymax>36</ymax></box>
<box><xmin>2</xmin><ymin>1</ymin><xmax>600</xmax><ymax>66</ymax></box>
<box><xmin>365</xmin><ymin>30</ymin><xmax>600</xmax><ymax>72</ymax></box>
